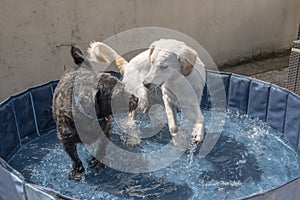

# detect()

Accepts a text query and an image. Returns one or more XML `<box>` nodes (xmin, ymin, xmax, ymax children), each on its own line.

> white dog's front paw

<box><xmin>192</xmin><ymin>123</ymin><xmax>204</xmax><ymax>143</ymax></box>
<box><xmin>171</xmin><ymin>132</ymin><xmax>188</xmax><ymax>151</ymax></box>
<box><xmin>125</xmin><ymin>134</ymin><xmax>141</xmax><ymax>147</ymax></box>
<box><xmin>128</xmin><ymin>111</ymin><xmax>137</xmax><ymax>120</ymax></box>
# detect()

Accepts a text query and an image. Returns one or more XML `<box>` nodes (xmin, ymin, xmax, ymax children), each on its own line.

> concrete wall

<box><xmin>0</xmin><ymin>0</ymin><xmax>299</xmax><ymax>101</ymax></box>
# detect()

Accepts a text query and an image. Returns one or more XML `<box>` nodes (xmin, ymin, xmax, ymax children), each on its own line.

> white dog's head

<box><xmin>143</xmin><ymin>39</ymin><xmax>198</xmax><ymax>91</ymax></box>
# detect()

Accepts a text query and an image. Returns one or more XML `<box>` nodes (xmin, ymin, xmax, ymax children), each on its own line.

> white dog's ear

<box><xmin>178</xmin><ymin>47</ymin><xmax>198</xmax><ymax>76</ymax></box>
<box><xmin>149</xmin><ymin>45</ymin><xmax>155</xmax><ymax>60</ymax></box>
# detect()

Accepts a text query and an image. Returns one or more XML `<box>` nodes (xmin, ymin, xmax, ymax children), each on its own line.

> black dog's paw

<box><xmin>88</xmin><ymin>157</ymin><xmax>105</xmax><ymax>169</ymax></box>
<box><xmin>69</xmin><ymin>166</ymin><xmax>85</xmax><ymax>181</ymax></box>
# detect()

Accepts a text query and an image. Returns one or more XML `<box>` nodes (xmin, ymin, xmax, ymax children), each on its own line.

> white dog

<box><xmin>88</xmin><ymin>39</ymin><xmax>206</xmax><ymax>146</ymax></box>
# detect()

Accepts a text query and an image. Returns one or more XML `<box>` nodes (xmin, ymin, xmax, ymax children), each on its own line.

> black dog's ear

<box><xmin>71</xmin><ymin>45</ymin><xmax>85</xmax><ymax>66</ymax></box>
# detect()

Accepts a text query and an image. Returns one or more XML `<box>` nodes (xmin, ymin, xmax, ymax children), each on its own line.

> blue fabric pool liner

<box><xmin>1</xmin><ymin>70</ymin><xmax>300</xmax><ymax>199</ymax></box>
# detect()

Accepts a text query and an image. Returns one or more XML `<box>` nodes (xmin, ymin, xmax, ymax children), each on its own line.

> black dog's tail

<box><xmin>70</xmin><ymin>45</ymin><xmax>92</xmax><ymax>68</ymax></box>
<box><xmin>71</xmin><ymin>45</ymin><xmax>84</xmax><ymax>65</ymax></box>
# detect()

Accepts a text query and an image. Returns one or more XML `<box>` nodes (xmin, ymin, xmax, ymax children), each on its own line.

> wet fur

<box><xmin>53</xmin><ymin>51</ymin><xmax>138</xmax><ymax>180</ymax></box>
<box><xmin>88</xmin><ymin>40</ymin><xmax>206</xmax><ymax>146</ymax></box>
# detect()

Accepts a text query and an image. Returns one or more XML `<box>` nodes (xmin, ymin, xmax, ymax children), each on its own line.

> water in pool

<box><xmin>9</xmin><ymin>109</ymin><xmax>300</xmax><ymax>200</ymax></box>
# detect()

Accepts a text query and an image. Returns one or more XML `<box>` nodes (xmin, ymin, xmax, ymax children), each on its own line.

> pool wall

<box><xmin>1</xmin><ymin>71</ymin><xmax>300</xmax><ymax>200</ymax></box>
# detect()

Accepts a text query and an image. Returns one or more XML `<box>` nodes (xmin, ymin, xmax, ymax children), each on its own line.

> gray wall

<box><xmin>0</xmin><ymin>0</ymin><xmax>299</xmax><ymax>101</ymax></box>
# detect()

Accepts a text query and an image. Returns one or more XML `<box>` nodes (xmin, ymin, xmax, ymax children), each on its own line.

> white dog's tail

<box><xmin>87</xmin><ymin>42</ymin><xmax>127</xmax><ymax>75</ymax></box>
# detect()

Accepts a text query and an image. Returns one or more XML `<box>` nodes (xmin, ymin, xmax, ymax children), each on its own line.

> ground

<box><xmin>220</xmin><ymin>54</ymin><xmax>290</xmax><ymax>88</ymax></box>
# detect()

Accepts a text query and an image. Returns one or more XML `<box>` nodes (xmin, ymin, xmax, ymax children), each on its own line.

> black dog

<box><xmin>52</xmin><ymin>46</ymin><xmax>138</xmax><ymax>180</ymax></box>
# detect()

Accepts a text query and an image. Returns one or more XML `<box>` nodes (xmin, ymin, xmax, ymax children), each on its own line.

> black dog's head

<box><xmin>95</xmin><ymin>73</ymin><xmax>139</xmax><ymax>119</ymax></box>
<box><xmin>129</xmin><ymin>94</ymin><xmax>139</xmax><ymax>113</ymax></box>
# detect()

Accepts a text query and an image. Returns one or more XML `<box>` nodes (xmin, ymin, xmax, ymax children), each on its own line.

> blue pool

<box><xmin>1</xmin><ymin>71</ymin><xmax>300</xmax><ymax>200</ymax></box>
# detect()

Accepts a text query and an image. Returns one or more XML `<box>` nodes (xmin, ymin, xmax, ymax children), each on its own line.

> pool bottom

<box><xmin>9</xmin><ymin>110</ymin><xmax>300</xmax><ymax>200</ymax></box>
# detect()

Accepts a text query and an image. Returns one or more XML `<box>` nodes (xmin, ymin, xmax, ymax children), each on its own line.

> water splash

<box><xmin>9</xmin><ymin>109</ymin><xmax>300</xmax><ymax>200</ymax></box>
